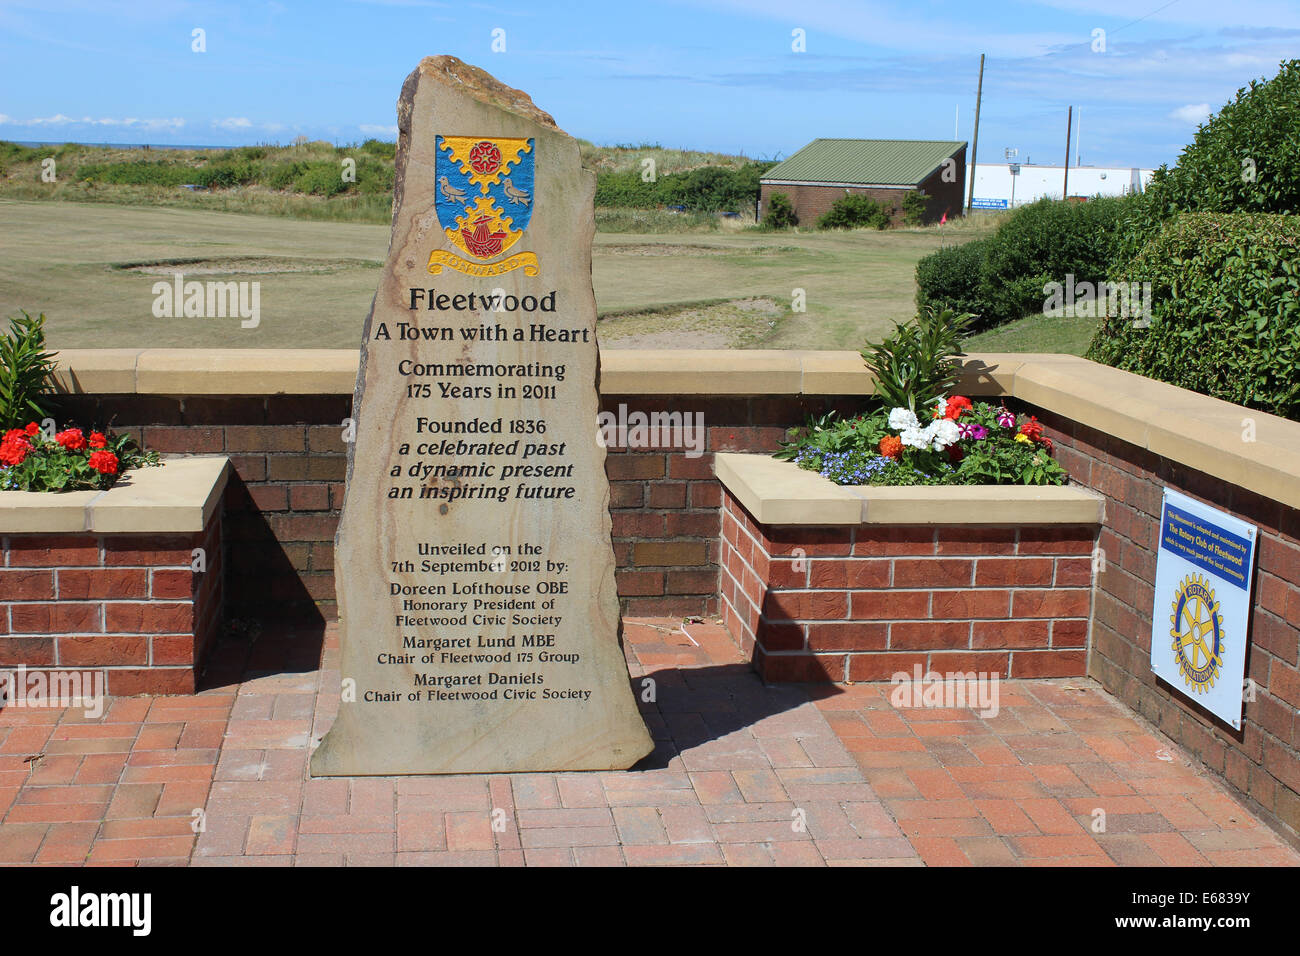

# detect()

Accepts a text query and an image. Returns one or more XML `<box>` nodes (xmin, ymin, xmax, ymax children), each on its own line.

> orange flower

<box><xmin>879</xmin><ymin>435</ymin><xmax>903</xmax><ymax>460</ymax></box>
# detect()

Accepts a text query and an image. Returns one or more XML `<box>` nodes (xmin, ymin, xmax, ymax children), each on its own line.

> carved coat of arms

<box><xmin>429</xmin><ymin>135</ymin><xmax>539</xmax><ymax>277</ymax></box>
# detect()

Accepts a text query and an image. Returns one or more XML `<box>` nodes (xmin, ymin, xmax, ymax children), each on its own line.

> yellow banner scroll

<box><xmin>427</xmin><ymin>249</ymin><xmax>540</xmax><ymax>278</ymax></box>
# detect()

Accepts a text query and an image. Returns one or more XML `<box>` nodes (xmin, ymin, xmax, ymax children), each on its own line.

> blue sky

<box><xmin>1</xmin><ymin>0</ymin><xmax>1297</xmax><ymax>169</ymax></box>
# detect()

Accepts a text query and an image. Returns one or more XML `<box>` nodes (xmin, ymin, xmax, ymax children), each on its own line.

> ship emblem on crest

<box><xmin>1169</xmin><ymin>573</ymin><xmax>1224</xmax><ymax>694</ymax></box>
<box><xmin>429</xmin><ymin>135</ymin><xmax>540</xmax><ymax>278</ymax></box>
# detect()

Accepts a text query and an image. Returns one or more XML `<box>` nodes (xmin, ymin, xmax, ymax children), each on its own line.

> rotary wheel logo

<box><xmin>1169</xmin><ymin>573</ymin><xmax>1225</xmax><ymax>693</ymax></box>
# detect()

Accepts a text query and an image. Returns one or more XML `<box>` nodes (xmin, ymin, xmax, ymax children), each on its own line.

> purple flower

<box><xmin>960</xmin><ymin>422</ymin><xmax>989</xmax><ymax>441</ymax></box>
<box><xmin>996</xmin><ymin>410</ymin><xmax>1015</xmax><ymax>428</ymax></box>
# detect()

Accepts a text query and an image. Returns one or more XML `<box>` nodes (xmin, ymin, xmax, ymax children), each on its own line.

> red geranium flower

<box><xmin>1019</xmin><ymin>417</ymin><xmax>1044</xmax><ymax>442</ymax></box>
<box><xmin>88</xmin><ymin>450</ymin><xmax>119</xmax><ymax>475</ymax></box>
<box><xmin>24</xmin><ymin>422</ymin><xmax>39</xmax><ymax>436</ymax></box>
<box><xmin>944</xmin><ymin>396</ymin><xmax>973</xmax><ymax>420</ymax></box>
<box><xmin>56</xmin><ymin>428</ymin><xmax>87</xmax><ymax>451</ymax></box>
<box><xmin>3</xmin><ymin>428</ymin><xmax>26</xmax><ymax>444</ymax></box>
<box><xmin>0</xmin><ymin>438</ymin><xmax>30</xmax><ymax>466</ymax></box>
<box><xmin>88</xmin><ymin>432</ymin><xmax>108</xmax><ymax>449</ymax></box>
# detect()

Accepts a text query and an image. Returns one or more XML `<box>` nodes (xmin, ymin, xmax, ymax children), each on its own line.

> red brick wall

<box><xmin>0</xmin><ymin>515</ymin><xmax>223</xmax><ymax>695</ymax></box>
<box><xmin>719</xmin><ymin>489</ymin><xmax>1095</xmax><ymax>683</ymax></box>
<box><xmin>1039</xmin><ymin>409</ymin><xmax>1300</xmax><ymax>842</ymax></box>
<box><xmin>760</xmin><ymin>183</ymin><xmax>912</xmax><ymax>227</ymax></box>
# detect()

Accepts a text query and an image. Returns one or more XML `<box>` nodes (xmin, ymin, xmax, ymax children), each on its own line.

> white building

<box><xmin>965</xmin><ymin>163</ymin><xmax>1156</xmax><ymax>209</ymax></box>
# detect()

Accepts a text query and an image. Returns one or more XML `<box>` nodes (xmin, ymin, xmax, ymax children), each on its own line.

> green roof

<box><xmin>761</xmin><ymin>139</ymin><xmax>966</xmax><ymax>187</ymax></box>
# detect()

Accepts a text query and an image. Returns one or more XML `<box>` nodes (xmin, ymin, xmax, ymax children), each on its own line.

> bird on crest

<box><xmin>439</xmin><ymin>175</ymin><xmax>467</xmax><ymax>203</ymax></box>
<box><xmin>501</xmin><ymin>177</ymin><xmax>531</xmax><ymax>206</ymax></box>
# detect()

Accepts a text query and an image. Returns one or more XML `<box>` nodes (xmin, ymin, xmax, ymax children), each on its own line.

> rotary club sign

<box><xmin>1150</xmin><ymin>489</ymin><xmax>1257</xmax><ymax>729</ymax></box>
<box><xmin>430</xmin><ymin>135</ymin><xmax>540</xmax><ymax>278</ymax></box>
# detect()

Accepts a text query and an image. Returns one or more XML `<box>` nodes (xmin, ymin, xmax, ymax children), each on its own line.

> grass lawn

<box><xmin>0</xmin><ymin>198</ymin><xmax>1004</xmax><ymax>351</ymax></box>
<box><xmin>963</xmin><ymin>312</ymin><xmax>1100</xmax><ymax>356</ymax></box>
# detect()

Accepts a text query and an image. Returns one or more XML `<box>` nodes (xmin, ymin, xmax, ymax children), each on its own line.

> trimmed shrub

<box><xmin>1111</xmin><ymin>59</ymin><xmax>1300</xmax><ymax>265</ymax></box>
<box><xmin>762</xmin><ymin>192</ymin><xmax>797</xmax><ymax>228</ymax></box>
<box><xmin>818</xmin><ymin>194</ymin><xmax>890</xmax><ymax>230</ymax></box>
<box><xmin>901</xmin><ymin>190</ymin><xmax>929</xmax><ymax>226</ymax></box>
<box><xmin>915</xmin><ymin>239</ymin><xmax>988</xmax><ymax>321</ymax></box>
<box><xmin>974</xmin><ymin>196</ymin><xmax>1126</xmax><ymax>329</ymax></box>
<box><xmin>1086</xmin><ymin>212</ymin><xmax>1300</xmax><ymax>420</ymax></box>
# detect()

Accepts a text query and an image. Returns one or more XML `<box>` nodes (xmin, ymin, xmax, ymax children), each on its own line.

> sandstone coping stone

<box><xmin>716</xmin><ymin>452</ymin><xmax>1104</xmax><ymax>526</ymax></box>
<box><xmin>0</xmin><ymin>455</ymin><xmax>230</xmax><ymax>533</ymax></box>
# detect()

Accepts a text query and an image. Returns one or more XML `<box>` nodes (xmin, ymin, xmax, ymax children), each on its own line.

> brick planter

<box><xmin>0</xmin><ymin>457</ymin><xmax>229</xmax><ymax>695</ymax></box>
<box><xmin>715</xmin><ymin>454</ymin><xmax>1103</xmax><ymax>683</ymax></box>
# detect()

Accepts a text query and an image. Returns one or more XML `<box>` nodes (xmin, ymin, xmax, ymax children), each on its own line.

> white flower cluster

<box><xmin>887</xmin><ymin>407</ymin><xmax>961</xmax><ymax>452</ymax></box>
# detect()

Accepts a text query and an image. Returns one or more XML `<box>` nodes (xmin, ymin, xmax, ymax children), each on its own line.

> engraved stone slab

<box><xmin>311</xmin><ymin>56</ymin><xmax>653</xmax><ymax>775</ymax></box>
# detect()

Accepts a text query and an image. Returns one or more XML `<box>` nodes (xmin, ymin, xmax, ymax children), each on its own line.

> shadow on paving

<box><xmin>629</xmin><ymin>664</ymin><xmax>844</xmax><ymax>771</ymax></box>
<box><xmin>197</xmin><ymin>618</ymin><xmax>327</xmax><ymax>695</ymax></box>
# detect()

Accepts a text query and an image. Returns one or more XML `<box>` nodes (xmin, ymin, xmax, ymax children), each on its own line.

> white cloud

<box><xmin>1170</xmin><ymin>102</ymin><xmax>1211</xmax><ymax>124</ymax></box>
<box><xmin>14</xmin><ymin>113</ymin><xmax>184</xmax><ymax>130</ymax></box>
<box><xmin>360</xmin><ymin>123</ymin><xmax>398</xmax><ymax>136</ymax></box>
<box><xmin>213</xmin><ymin>117</ymin><xmax>253</xmax><ymax>130</ymax></box>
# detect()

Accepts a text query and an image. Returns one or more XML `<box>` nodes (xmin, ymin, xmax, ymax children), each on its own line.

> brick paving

<box><xmin>0</xmin><ymin>617</ymin><xmax>1296</xmax><ymax>866</ymax></box>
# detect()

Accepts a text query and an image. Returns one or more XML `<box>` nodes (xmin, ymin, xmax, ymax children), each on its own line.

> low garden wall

<box><xmin>715</xmin><ymin>454</ymin><xmax>1101</xmax><ymax>682</ymax></box>
<box><xmin>18</xmin><ymin>346</ymin><xmax>1300</xmax><ymax>843</ymax></box>
<box><xmin>0</xmin><ymin>456</ymin><xmax>228</xmax><ymax>694</ymax></box>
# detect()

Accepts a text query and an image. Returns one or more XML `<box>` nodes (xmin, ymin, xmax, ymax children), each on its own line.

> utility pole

<box><xmin>1063</xmin><ymin>105</ymin><xmax>1073</xmax><ymax>200</ymax></box>
<box><xmin>965</xmin><ymin>53</ymin><xmax>984</xmax><ymax>214</ymax></box>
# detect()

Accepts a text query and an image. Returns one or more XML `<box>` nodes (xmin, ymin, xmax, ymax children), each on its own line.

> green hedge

<box><xmin>593</xmin><ymin>161</ymin><xmax>773</xmax><ymax>212</ymax></box>
<box><xmin>975</xmin><ymin>196</ymin><xmax>1126</xmax><ymax>328</ymax></box>
<box><xmin>913</xmin><ymin>197</ymin><xmax>1126</xmax><ymax>330</ymax></box>
<box><xmin>1113</xmin><ymin>58</ymin><xmax>1300</xmax><ymax>264</ymax></box>
<box><xmin>915</xmin><ymin>239</ymin><xmax>987</xmax><ymax>320</ymax></box>
<box><xmin>1086</xmin><ymin>212</ymin><xmax>1300</xmax><ymax>420</ymax></box>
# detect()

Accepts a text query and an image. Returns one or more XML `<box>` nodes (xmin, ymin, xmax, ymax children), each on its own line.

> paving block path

<box><xmin>0</xmin><ymin>617</ymin><xmax>1296</xmax><ymax>866</ymax></box>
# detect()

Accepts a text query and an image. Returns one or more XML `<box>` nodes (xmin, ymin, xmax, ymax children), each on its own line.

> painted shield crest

<box><xmin>431</xmin><ymin>135</ymin><xmax>539</xmax><ymax>277</ymax></box>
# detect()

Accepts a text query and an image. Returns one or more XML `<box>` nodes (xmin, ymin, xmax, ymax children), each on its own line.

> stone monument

<box><xmin>310</xmin><ymin>56</ymin><xmax>654</xmax><ymax>775</ymax></box>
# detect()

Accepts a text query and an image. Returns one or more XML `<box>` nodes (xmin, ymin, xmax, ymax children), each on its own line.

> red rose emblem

<box><xmin>468</xmin><ymin>141</ymin><xmax>502</xmax><ymax>176</ymax></box>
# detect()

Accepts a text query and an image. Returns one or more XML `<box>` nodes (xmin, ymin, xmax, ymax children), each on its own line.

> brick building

<box><xmin>759</xmin><ymin>138</ymin><xmax>967</xmax><ymax>226</ymax></box>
